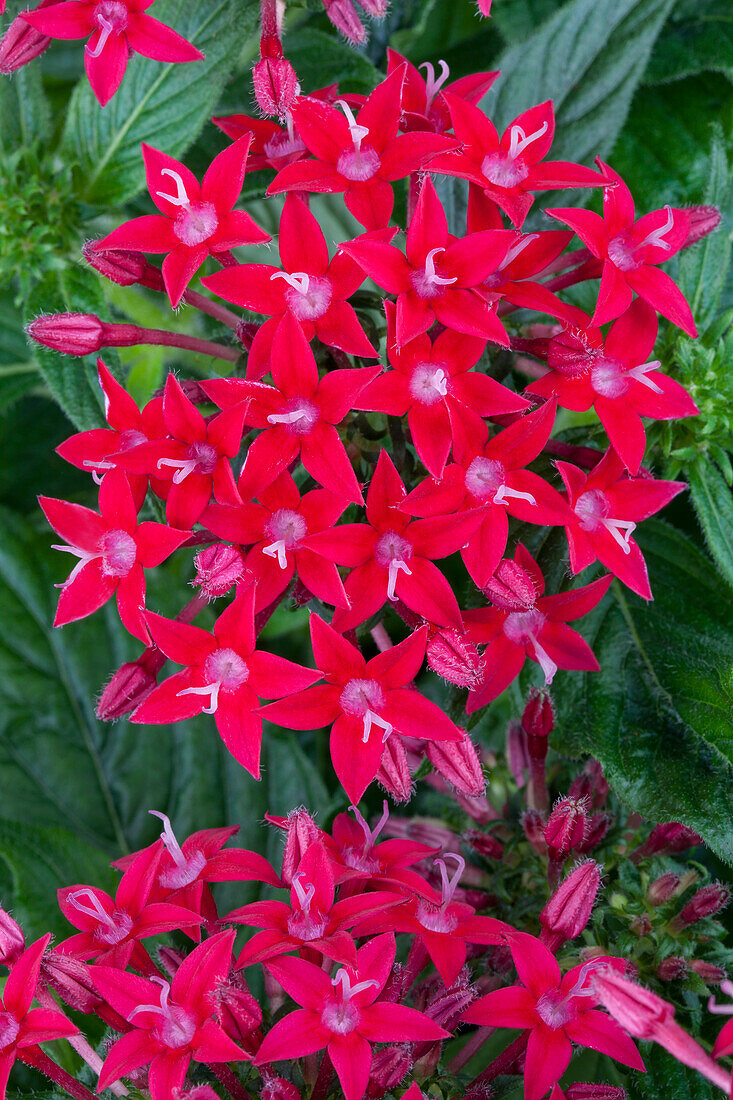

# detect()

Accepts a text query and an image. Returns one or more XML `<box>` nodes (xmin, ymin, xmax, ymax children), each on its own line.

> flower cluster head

<box><xmin>12</xmin><ymin>16</ymin><xmax>729</xmax><ymax>1100</ymax></box>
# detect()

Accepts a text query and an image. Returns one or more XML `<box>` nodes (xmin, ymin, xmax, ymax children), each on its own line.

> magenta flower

<box><xmin>202</xmin><ymin>313</ymin><xmax>379</xmax><ymax>506</ymax></box>
<box><xmin>112</xmin><ymin>373</ymin><xmax>247</xmax><ymax>529</ymax></box>
<box><xmin>556</xmin><ymin>448</ymin><xmax>686</xmax><ymax>599</ymax></box>
<box><xmin>432</xmin><ymin>97</ymin><xmax>605</xmax><ymax>227</ymax></box>
<box><xmin>22</xmin><ymin>0</ymin><xmax>203</xmax><ymax>106</ymax></box>
<box><xmin>326</xmin><ymin>802</ymin><xmax>440</xmax><ymax>891</ymax></box>
<box><xmin>259</xmin><ymin>615</ymin><xmax>462</xmax><ymax>804</ymax></box>
<box><xmin>254</xmin><ymin>933</ymin><xmax>450</xmax><ymax>1100</ymax></box>
<box><xmin>341</xmin><ymin>178</ymin><xmax>515</xmax><ymax>346</ymax></box>
<box><xmin>463</xmin><ymin>933</ymin><xmax>644</xmax><ymax>1100</ymax></box>
<box><xmin>57</xmin><ymin>844</ymin><xmax>201</xmax><ymax>969</ymax></box>
<box><xmin>227</xmin><ymin>839</ymin><xmax>399</xmax><ymax>968</ymax></box>
<box><xmin>355</xmin><ymin>301</ymin><xmax>529</xmax><ymax>479</ymax></box>
<box><xmin>0</xmin><ymin>935</ymin><xmax>77</xmax><ymax>1100</ymax></box>
<box><xmin>353</xmin><ymin>853</ymin><xmax>511</xmax><ymax>985</ymax></box>
<box><xmin>202</xmin><ymin>471</ymin><xmax>351</xmax><ymax>612</ymax></box>
<box><xmin>131</xmin><ymin>584</ymin><xmax>321</xmax><ymax>778</ymax></box>
<box><xmin>404</xmin><ymin>400</ymin><xmax>572</xmax><ymax>590</ymax></box>
<box><xmin>528</xmin><ymin>300</ymin><xmax>698</xmax><ymax>474</ymax></box>
<box><xmin>91</xmin><ymin>931</ymin><xmax>247</xmax><ymax>1100</ymax></box>
<box><xmin>547</xmin><ymin>160</ymin><xmax>695</xmax><ymax>333</ymax></box>
<box><xmin>463</xmin><ymin>544</ymin><xmax>612</xmax><ymax>711</ymax></box>
<box><xmin>202</xmin><ymin>193</ymin><xmax>380</xmax><ymax>380</ymax></box>
<box><xmin>40</xmin><ymin>467</ymin><xmax>188</xmax><ymax>642</ymax></box>
<box><xmin>305</xmin><ymin>450</ymin><xmax>483</xmax><ymax>632</ymax></box>
<box><xmin>98</xmin><ymin>138</ymin><xmax>270</xmax><ymax>306</ymax></box>
<box><xmin>386</xmin><ymin>48</ymin><xmax>498</xmax><ymax>134</ymax></box>
<box><xmin>55</xmin><ymin>359</ymin><xmax>165</xmax><ymax>510</ymax></box>
<box><xmin>267</xmin><ymin>67</ymin><xmax>459</xmax><ymax>229</ymax></box>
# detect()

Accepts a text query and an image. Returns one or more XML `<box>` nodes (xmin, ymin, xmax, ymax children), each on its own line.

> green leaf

<box><xmin>645</xmin><ymin>0</ymin><xmax>733</xmax><ymax>85</ymax></box>
<box><xmin>552</xmin><ymin>520</ymin><xmax>733</xmax><ymax>864</ymax></box>
<box><xmin>636</xmin><ymin>1042</ymin><xmax>717</xmax><ymax>1100</ymax></box>
<box><xmin>490</xmin><ymin>0</ymin><xmax>567</xmax><ymax>45</ymax></box>
<box><xmin>482</xmin><ymin>0</ymin><xmax>676</xmax><ymax>163</ymax></box>
<box><xmin>24</xmin><ymin>266</ymin><xmax>120</xmax><ymax>430</ymax></box>
<box><xmin>63</xmin><ymin>0</ymin><xmax>259</xmax><ymax>207</ymax></box>
<box><xmin>282</xmin><ymin>27</ymin><xmax>381</xmax><ymax>94</ymax></box>
<box><xmin>688</xmin><ymin>459</ymin><xmax>733</xmax><ymax>591</ymax></box>
<box><xmin>0</xmin><ymin>65</ymin><xmax>52</xmax><ymax>153</ymax></box>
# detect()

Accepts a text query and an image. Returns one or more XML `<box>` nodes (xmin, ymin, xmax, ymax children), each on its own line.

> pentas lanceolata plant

<box><xmin>7</xmin><ymin>0</ymin><xmax>733</xmax><ymax>1096</ymax></box>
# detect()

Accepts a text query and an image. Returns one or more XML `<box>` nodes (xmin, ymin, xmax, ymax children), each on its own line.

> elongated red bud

<box><xmin>83</xmin><ymin>241</ymin><xmax>150</xmax><ymax>287</ymax></box>
<box><xmin>0</xmin><ymin>0</ymin><xmax>53</xmax><ymax>74</ymax></box>
<box><xmin>579</xmin><ymin>812</ymin><xmax>613</xmax><ymax>853</ymax></box>
<box><xmin>670</xmin><ymin>883</ymin><xmax>729</xmax><ymax>931</ymax></box>
<box><xmin>217</xmin><ymin>980</ymin><xmax>263</xmax><ymax>1053</ymax></box>
<box><xmin>27</xmin><ymin>312</ymin><xmax>105</xmax><ymax>356</ymax></box>
<box><xmin>545</xmin><ymin>797</ymin><xmax>589</xmax><ymax>860</ymax></box>
<box><xmin>96</xmin><ymin>647</ymin><xmax>164</xmax><ymax>720</ymax></box>
<box><xmin>484</xmin><ymin>559</ymin><xmax>536</xmax><ymax>610</ymax></box>
<box><xmin>540</xmin><ymin>860</ymin><xmax>601</xmax><ymax>950</ymax></box>
<box><xmin>193</xmin><ymin>545</ymin><xmax>248</xmax><ymax>601</ymax></box>
<box><xmin>646</xmin><ymin>872</ymin><xmax>681</xmax><ymax>906</ymax></box>
<box><xmin>506</xmin><ymin>720</ymin><xmax>529</xmax><ymax>787</ymax></box>
<box><xmin>631</xmin><ymin>821</ymin><xmax>702</xmax><ymax>862</ymax></box>
<box><xmin>465</xmin><ymin>829</ymin><xmax>503</xmax><ymax>860</ymax></box>
<box><xmin>253</xmin><ymin>56</ymin><xmax>299</xmax><ymax>118</ymax></box>
<box><xmin>322</xmin><ymin>0</ymin><xmax>367</xmax><ymax>43</ymax></box>
<box><xmin>260</xmin><ymin>1076</ymin><xmax>302</xmax><ymax>1100</ymax></box>
<box><xmin>377</xmin><ymin>735</ymin><xmax>413</xmax><ymax>802</ymax></box>
<box><xmin>593</xmin><ymin>968</ymin><xmax>673</xmax><ymax>1039</ymax></box>
<box><xmin>0</xmin><ymin>908</ymin><xmax>25</xmax><ymax>967</ymax></box>
<box><xmin>522</xmin><ymin>809</ymin><xmax>547</xmax><ymax>855</ymax></box>
<box><xmin>566</xmin><ymin>1087</ymin><xmax>626</xmax><ymax>1100</ymax></box>
<box><xmin>690</xmin><ymin>959</ymin><xmax>726</xmax><ymax>983</ymax></box>
<box><xmin>177</xmin><ymin>1088</ymin><xmax>220</xmax><ymax>1100</ymax></box>
<box><xmin>683</xmin><ymin>205</ymin><xmax>722</xmax><ymax>248</ymax></box>
<box><xmin>569</xmin><ymin>758</ymin><xmax>608</xmax><ymax>808</ymax></box>
<box><xmin>426</xmin><ymin>733</ymin><xmax>485</xmax><ymax>797</ymax></box>
<box><xmin>426</xmin><ymin>629</ymin><xmax>482</xmax><ymax>688</ymax></box>
<box><xmin>366</xmin><ymin>1047</ymin><xmax>413</xmax><ymax>1097</ymax></box>
<box><xmin>41</xmin><ymin>951</ymin><xmax>103</xmax><ymax>1014</ymax></box>
<box><xmin>276</xmin><ymin>808</ymin><xmax>320</xmax><ymax>887</ymax></box>
<box><xmin>657</xmin><ymin>956</ymin><xmax>687</xmax><ymax>981</ymax></box>
<box><xmin>522</xmin><ymin>687</ymin><xmax>554</xmax><ymax>744</ymax></box>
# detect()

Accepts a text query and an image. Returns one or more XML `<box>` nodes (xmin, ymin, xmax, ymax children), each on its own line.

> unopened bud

<box><xmin>631</xmin><ymin>822</ymin><xmax>702</xmax><ymax>863</ymax></box>
<box><xmin>275</xmin><ymin>807</ymin><xmax>320</xmax><ymax>887</ymax></box>
<box><xmin>0</xmin><ymin>908</ymin><xmax>25</xmax><ymax>967</ymax></box>
<box><xmin>322</xmin><ymin>0</ymin><xmax>367</xmax><ymax>44</ymax></box>
<box><xmin>41</xmin><ymin>951</ymin><xmax>102</xmax><ymax>1014</ymax></box>
<box><xmin>193</xmin><ymin>545</ymin><xmax>248</xmax><ymax>601</ymax></box>
<box><xmin>366</xmin><ymin>1046</ymin><xmax>412</xmax><ymax>1097</ymax></box>
<box><xmin>260</xmin><ymin>1075</ymin><xmax>301</xmax><ymax>1100</ymax></box>
<box><xmin>522</xmin><ymin>809</ymin><xmax>547</xmax><ymax>855</ymax></box>
<box><xmin>217</xmin><ymin>981</ymin><xmax>263</xmax><ymax>1054</ymax></box>
<box><xmin>593</xmin><ymin>968</ymin><xmax>673</xmax><ymax>1040</ymax></box>
<box><xmin>425</xmin><ymin>977</ymin><xmax>476</xmax><ymax>1029</ymax></box>
<box><xmin>670</xmin><ymin>884</ymin><xmax>729</xmax><ymax>931</ymax></box>
<box><xmin>484</xmin><ymin>559</ymin><xmax>536</xmax><ymax>611</ymax></box>
<box><xmin>0</xmin><ymin>3</ymin><xmax>52</xmax><ymax>73</ymax></box>
<box><xmin>683</xmin><ymin>205</ymin><xmax>722</xmax><ymax>248</ymax></box>
<box><xmin>356</xmin><ymin>0</ymin><xmax>389</xmax><ymax>13</ymax></box>
<box><xmin>545</xmin><ymin>797</ymin><xmax>589</xmax><ymax>860</ymax></box>
<box><xmin>506</xmin><ymin>720</ymin><xmax>529</xmax><ymax>787</ymax></box>
<box><xmin>158</xmin><ymin>947</ymin><xmax>185</xmax><ymax>977</ymax></box>
<box><xmin>426</xmin><ymin>629</ymin><xmax>482</xmax><ymax>689</ymax></box>
<box><xmin>629</xmin><ymin>914</ymin><xmax>652</xmax><ymax>937</ymax></box>
<box><xmin>566</xmin><ymin>1087</ymin><xmax>626</xmax><ymax>1100</ymax></box>
<box><xmin>569</xmin><ymin>758</ymin><xmax>608</xmax><ymax>808</ymax></box>
<box><xmin>96</xmin><ymin>647</ymin><xmax>164</xmax><ymax>720</ymax></box>
<box><xmin>176</xmin><ymin>1088</ymin><xmax>220</xmax><ymax>1100</ymax></box>
<box><xmin>83</xmin><ymin>241</ymin><xmax>150</xmax><ymax>287</ymax></box>
<box><xmin>579</xmin><ymin>812</ymin><xmax>613</xmax><ymax>853</ymax></box>
<box><xmin>657</xmin><ymin>957</ymin><xmax>687</xmax><ymax>982</ymax></box>
<box><xmin>690</xmin><ymin>960</ymin><xmax>726</xmax><ymax>983</ymax></box>
<box><xmin>27</xmin><ymin>312</ymin><xmax>105</xmax><ymax>356</ymax></box>
<box><xmin>253</xmin><ymin>56</ymin><xmax>299</xmax><ymax>118</ymax></box>
<box><xmin>646</xmin><ymin>872</ymin><xmax>681</xmax><ymax>907</ymax></box>
<box><xmin>426</xmin><ymin>733</ymin><xmax>485</xmax><ymax>797</ymax></box>
<box><xmin>377</xmin><ymin>735</ymin><xmax>413</xmax><ymax>803</ymax></box>
<box><xmin>540</xmin><ymin>860</ymin><xmax>601</xmax><ymax>949</ymax></box>
<box><xmin>465</xmin><ymin>830</ymin><xmax>503</xmax><ymax>860</ymax></box>
<box><xmin>236</xmin><ymin>320</ymin><xmax>260</xmax><ymax>351</ymax></box>
<box><xmin>522</xmin><ymin>687</ymin><xmax>554</xmax><ymax>746</ymax></box>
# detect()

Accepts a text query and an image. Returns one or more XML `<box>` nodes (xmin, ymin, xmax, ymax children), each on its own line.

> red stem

<box><xmin>182</xmin><ymin>288</ymin><xmax>241</xmax><ymax>330</ymax></box>
<box><xmin>208</xmin><ymin>1063</ymin><xmax>255</xmax><ymax>1100</ymax></box>
<box><xmin>100</xmin><ymin>323</ymin><xmax>241</xmax><ymax>362</ymax></box>
<box><xmin>403</xmin><ymin>938</ymin><xmax>429</xmax><ymax>989</ymax></box>
<box><xmin>541</xmin><ymin>439</ymin><xmax>604</xmax><ymax>469</ymax></box>
<box><xmin>20</xmin><ymin>1050</ymin><xmax>98</xmax><ymax>1100</ymax></box>
<box><xmin>464</xmin><ymin>1032</ymin><xmax>529</xmax><ymax>1099</ymax></box>
<box><xmin>446</xmin><ymin>1024</ymin><xmax>495</xmax><ymax>1073</ymax></box>
<box><xmin>310</xmin><ymin>1049</ymin><xmax>333</xmax><ymax>1100</ymax></box>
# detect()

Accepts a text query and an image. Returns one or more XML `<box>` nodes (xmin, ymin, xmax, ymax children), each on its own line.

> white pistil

<box><xmin>387</xmin><ymin>558</ymin><xmax>412</xmax><ymax>601</ymax></box>
<box><xmin>530</xmin><ymin>635</ymin><xmax>558</xmax><ymax>685</ymax></box>
<box><xmin>350</xmin><ymin>800</ymin><xmax>389</xmax><ymax>849</ymax></box>
<box><xmin>423</xmin><ymin>247</ymin><xmax>457</xmax><ymax>287</ymax></box>
<box><xmin>493</xmin><ymin>484</ymin><xmax>537</xmax><ymax>507</ymax></box>
<box><xmin>51</xmin><ymin>544</ymin><xmax>98</xmax><ymax>588</ymax></box>
<box><xmin>331</xmin><ymin>970</ymin><xmax>378</xmax><ymax>1000</ymax></box>
<box><xmin>271</xmin><ymin>271</ymin><xmax>311</xmax><ymax>295</ymax></box>
<box><xmin>156</xmin><ymin>456</ymin><xmax>200</xmax><ymax>484</ymax></box>
<box><xmin>155</xmin><ymin>168</ymin><xmax>191</xmax><ymax>208</ymax></box>
<box><xmin>640</xmin><ymin>205</ymin><xmax>674</xmax><ymax>251</ymax></box>
<box><xmin>601</xmin><ymin>517</ymin><xmax>636</xmax><ymax>555</ymax></box>
<box><xmin>435</xmin><ymin>852</ymin><xmax>465</xmax><ymax>911</ymax></box>
<box><xmin>149</xmin><ymin>810</ymin><xmax>188</xmax><ymax>871</ymax></box>
<box><xmin>292</xmin><ymin>871</ymin><xmax>316</xmax><ymax>913</ymax></box>
<box><xmin>419</xmin><ymin>59</ymin><xmax>450</xmax><ymax>113</ymax></box>
<box><xmin>361</xmin><ymin>709</ymin><xmax>393</xmax><ymax>745</ymax></box>
<box><xmin>68</xmin><ymin>888</ymin><xmax>118</xmax><ymax>932</ymax></box>
<box><xmin>629</xmin><ymin>359</ymin><xmax>663</xmax><ymax>393</ymax></box>
<box><xmin>262</xmin><ymin>539</ymin><xmax>288</xmax><ymax>570</ymax></box>
<box><xmin>507</xmin><ymin>120</ymin><xmax>549</xmax><ymax>161</ymax></box>
<box><xmin>499</xmin><ymin>233</ymin><xmax>539</xmax><ymax>271</ymax></box>
<box><xmin>267</xmin><ymin>409</ymin><xmax>308</xmax><ymax>426</ymax></box>
<box><xmin>176</xmin><ymin>681</ymin><xmax>221</xmax><ymax>715</ymax></box>
<box><xmin>86</xmin><ymin>17</ymin><xmax>113</xmax><ymax>57</ymax></box>
<box><xmin>336</xmin><ymin>99</ymin><xmax>370</xmax><ymax>155</ymax></box>
<box><xmin>129</xmin><ymin>977</ymin><xmax>173</xmax><ymax>1022</ymax></box>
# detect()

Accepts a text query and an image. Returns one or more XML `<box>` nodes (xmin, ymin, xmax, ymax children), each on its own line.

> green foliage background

<box><xmin>1</xmin><ymin>1</ymin><xmax>733</xmax><ymax>1094</ymax></box>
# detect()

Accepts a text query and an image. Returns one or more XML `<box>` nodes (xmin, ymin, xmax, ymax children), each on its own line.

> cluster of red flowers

<box><xmin>7</xmin><ymin>2</ymin><xmax>730</xmax><ymax>1097</ymax></box>
<box><xmin>2</xmin><ymin>795</ymin><xmax>730</xmax><ymax>1100</ymax></box>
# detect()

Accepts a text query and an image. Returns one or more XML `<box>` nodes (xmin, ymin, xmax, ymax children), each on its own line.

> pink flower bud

<box><xmin>671</xmin><ymin>883</ymin><xmax>729</xmax><ymax>931</ymax></box>
<box><xmin>217</xmin><ymin>981</ymin><xmax>263</xmax><ymax>1053</ymax></box>
<box><xmin>426</xmin><ymin>733</ymin><xmax>485</xmax><ymax>797</ymax></box>
<box><xmin>0</xmin><ymin>908</ymin><xmax>25</xmax><ymax>967</ymax></box>
<box><xmin>41</xmin><ymin>951</ymin><xmax>102</xmax><ymax>1014</ymax></box>
<box><xmin>96</xmin><ymin>648</ymin><xmax>164</xmax><ymax>721</ymax></box>
<box><xmin>158</xmin><ymin>946</ymin><xmax>185</xmax><ymax>976</ymax></box>
<box><xmin>683</xmin><ymin>205</ymin><xmax>722</xmax><ymax>248</ymax></box>
<box><xmin>630</xmin><ymin>914</ymin><xmax>652</xmax><ymax>937</ymax></box>
<box><xmin>253</xmin><ymin>56</ymin><xmax>299</xmax><ymax>118</ymax></box>
<box><xmin>426</xmin><ymin>629</ymin><xmax>482</xmax><ymax>688</ymax></box>
<box><xmin>579</xmin><ymin>812</ymin><xmax>613</xmax><ymax>853</ymax></box>
<box><xmin>193</xmin><ymin>545</ymin><xmax>248</xmax><ymax>601</ymax></box>
<box><xmin>690</xmin><ymin>960</ymin><xmax>726</xmax><ymax>983</ymax></box>
<box><xmin>465</xmin><ymin>830</ymin><xmax>503</xmax><ymax>860</ymax></box>
<box><xmin>657</xmin><ymin>957</ymin><xmax>687</xmax><ymax>981</ymax></box>
<box><xmin>366</xmin><ymin>1046</ymin><xmax>412</xmax><ymax>1097</ymax></box>
<box><xmin>424</xmin><ymin>977</ymin><xmax>476</xmax><ymax>1029</ymax></box>
<box><xmin>631</xmin><ymin>822</ymin><xmax>702</xmax><ymax>863</ymax></box>
<box><xmin>356</xmin><ymin>0</ymin><xmax>389</xmax><ymax>14</ymax></box>
<box><xmin>522</xmin><ymin>687</ymin><xmax>554</xmax><ymax>745</ymax></box>
<box><xmin>569</xmin><ymin>758</ymin><xmax>608</xmax><ymax>808</ymax></box>
<box><xmin>176</xmin><ymin>1088</ymin><xmax>221</xmax><ymax>1100</ymax></box>
<box><xmin>475</xmin><ymin>0</ymin><xmax>492</xmax><ymax>15</ymax></box>
<box><xmin>321</xmin><ymin>0</ymin><xmax>367</xmax><ymax>44</ymax></box>
<box><xmin>377</xmin><ymin>735</ymin><xmax>413</xmax><ymax>803</ymax></box>
<box><xmin>83</xmin><ymin>241</ymin><xmax>150</xmax><ymax>287</ymax></box>
<box><xmin>545</xmin><ymin>797</ymin><xmax>589</xmax><ymax>860</ymax></box>
<box><xmin>593</xmin><ymin>968</ymin><xmax>673</xmax><ymax>1039</ymax></box>
<box><xmin>540</xmin><ymin>860</ymin><xmax>601</xmax><ymax>949</ymax></box>
<box><xmin>0</xmin><ymin>1</ymin><xmax>53</xmax><ymax>74</ymax></box>
<box><xmin>236</xmin><ymin>320</ymin><xmax>260</xmax><ymax>351</ymax></box>
<box><xmin>565</xmin><ymin>1087</ymin><xmax>626</xmax><ymax>1100</ymax></box>
<box><xmin>27</xmin><ymin>312</ymin><xmax>105</xmax><ymax>356</ymax></box>
<box><xmin>646</xmin><ymin>872</ymin><xmax>681</xmax><ymax>906</ymax></box>
<box><xmin>274</xmin><ymin>807</ymin><xmax>321</xmax><ymax>887</ymax></box>
<box><xmin>260</xmin><ymin>1075</ymin><xmax>302</xmax><ymax>1100</ymax></box>
<box><xmin>484</xmin><ymin>559</ymin><xmax>536</xmax><ymax>611</ymax></box>
<box><xmin>506</xmin><ymin>720</ymin><xmax>529</xmax><ymax>787</ymax></box>
<box><xmin>522</xmin><ymin>809</ymin><xmax>548</xmax><ymax>855</ymax></box>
